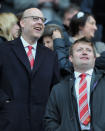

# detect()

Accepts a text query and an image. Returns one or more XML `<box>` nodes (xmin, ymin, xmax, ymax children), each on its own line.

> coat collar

<box><xmin>90</xmin><ymin>68</ymin><xmax>104</xmax><ymax>93</ymax></box>
<box><xmin>68</xmin><ymin>68</ymin><xmax>104</xmax><ymax>95</ymax></box>
<box><xmin>10</xmin><ymin>38</ymin><xmax>45</xmax><ymax>76</ymax></box>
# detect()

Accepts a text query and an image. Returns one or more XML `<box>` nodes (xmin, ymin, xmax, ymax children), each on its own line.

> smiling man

<box><xmin>69</xmin><ymin>38</ymin><xmax>95</xmax><ymax>73</ymax></box>
<box><xmin>0</xmin><ymin>8</ymin><xmax>60</xmax><ymax>131</ymax></box>
<box><xmin>20</xmin><ymin>8</ymin><xmax>45</xmax><ymax>44</ymax></box>
<box><xmin>44</xmin><ymin>37</ymin><xmax>105</xmax><ymax>131</ymax></box>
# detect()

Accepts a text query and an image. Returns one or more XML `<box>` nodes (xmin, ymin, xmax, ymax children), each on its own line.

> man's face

<box><xmin>63</xmin><ymin>10</ymin><xmax>78</xmax><ymax>27</ymax></box>
<box><xmin>69</xmin><ymin>42</ymin><xmax>96</xmax><ymax>72</ymax></box>
<box><xmin>20</xmin><ymin>8</ymin><xmax>45</xmax><ymax>41</ymax></box>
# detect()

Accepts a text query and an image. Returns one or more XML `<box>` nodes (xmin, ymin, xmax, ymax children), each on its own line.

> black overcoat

<box><xmin>0</xmin><ymin>38</ymin><xmax>60</xmax><ymax>131</ymax></box>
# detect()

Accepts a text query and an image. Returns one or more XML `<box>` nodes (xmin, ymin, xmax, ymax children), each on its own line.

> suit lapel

<box><xmin>68</xmin><ymin>75</ymin><xmax>79</xmax><ymax>125</ymax></box>
<box><xmin>10</xmin><ymin>38</ymin><xmax>31</xmax><ymax>73</ymax></box>
<box><xmin>90</xmin><ymin>69</ymin><xmax>103</xmax><ymax>93</ymax></box>
<box><xmin>32</xmin><ymin>43</ymin><xmax>45</xmax><ymax>76</ymax></box>
<box><xmin>69</xmin><ymin>75</ymin><xmax>76</xmax><ymax>97</ymax></box>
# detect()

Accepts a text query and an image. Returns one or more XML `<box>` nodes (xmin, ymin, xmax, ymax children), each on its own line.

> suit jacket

<box><xmin>0</xmin><ymin>38</ymin><xmax>60</xmax><ymax>131</ymax></box>
<box><xmin>44</xmin><ymin>68</ymin><xmax>105</xmax><ymax>131</ymax></box>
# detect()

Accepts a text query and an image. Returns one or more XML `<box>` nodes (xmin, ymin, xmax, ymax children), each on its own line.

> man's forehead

<box><xmin>23</xmin><ymin>8</ymin><xmax>43</xmax><ymax>17</ymax></box>
<box><xmin>74</xmin><ymin>42</ymin><xmax>92</xmax><ymax>48</ymax></box>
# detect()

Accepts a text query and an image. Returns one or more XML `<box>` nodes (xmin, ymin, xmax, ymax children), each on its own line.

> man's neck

<box><xmin>74</xmin><ymin>68</ymin><xmax>93</xmax><ymax>74</ymax></box>
<box><xmin>21</xmin><ymin>35</ymin><xmax>37</xmax><ymax>45</ymax></box>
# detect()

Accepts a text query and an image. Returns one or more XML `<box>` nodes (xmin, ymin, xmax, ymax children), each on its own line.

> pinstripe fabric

<box><xmin>79</xmin><ymin>74</ymin><xmax>90</xmax><ymax>125</ymax></box>
<box><xmin>27</xmin><ymin>46</ymin><xmax>34</xmax><ymax>69</ymax></box>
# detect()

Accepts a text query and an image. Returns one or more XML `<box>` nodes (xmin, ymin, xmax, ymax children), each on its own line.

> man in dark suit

<box><xmin>0</xmin><ymin>8</ymin><xmax>60</xmax><ymax>131</ymax></box>
<box><xmin>44</xmin><ymin>37</ymin><xmax>105</xmax><ymax>131</ymax></box>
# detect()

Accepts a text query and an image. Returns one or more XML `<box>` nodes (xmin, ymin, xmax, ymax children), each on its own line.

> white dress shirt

<box><xmin>20</xmin><ymin>36</ymin><xmax>37</xmax><ymax>59</ymax></box>
<box><xmin>74</xmin><ymin>69</ymin><xmax>93</xmax><ymax>130</ymax></box>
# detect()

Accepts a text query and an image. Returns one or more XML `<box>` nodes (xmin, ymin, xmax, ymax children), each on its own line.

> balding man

<box><xmin>0</xmin><ymin>8</ymin><xmax>60</xmax><ymax>131</ymax></box>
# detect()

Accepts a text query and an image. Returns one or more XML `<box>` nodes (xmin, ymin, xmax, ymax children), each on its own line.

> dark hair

<box><xmin>43</xmin><ymin>24</ymin><xmax>63</xmax><ymax>38</ymax></box>
<box><xmin>69</xmin><ymin>37</ymin><xmax>96</xmax><ymax>56</ymax></box>
<box><xmin>63</xmin><ymin>3</ymin><xmax>80</xmax><ymax>16</ymax></box>
<box><xmin>69</xmin><ymin>12</ymin><xmax>95</xmax><ymax>36</ymax></box>
<box><xmin>38</xmin><ymin>23</ymin><xmax>63</xmax><ymax>44</ymax></box>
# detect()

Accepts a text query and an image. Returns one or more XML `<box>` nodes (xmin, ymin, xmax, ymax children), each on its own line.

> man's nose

<box><xmin>82</xmin><ymin>50</ymin><xmax>88</xmax><ymax>54</ymax></box>
<box><xmin>94</xmin><ymin>24</ymin><xmax>97</xmax><ymax>30</ymax></box>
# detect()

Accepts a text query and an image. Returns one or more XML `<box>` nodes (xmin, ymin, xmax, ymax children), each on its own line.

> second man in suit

<box><xmin>44</xmin><ymin>37</ymin><xmax>105</xmax><ymax>131</ymax></box>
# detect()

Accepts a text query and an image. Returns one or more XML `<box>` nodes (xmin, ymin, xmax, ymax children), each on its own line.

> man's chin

<box><xmin>79</xmin><ymin>63</ymin><xmax>89</xmax><ymax>69</ymax></box>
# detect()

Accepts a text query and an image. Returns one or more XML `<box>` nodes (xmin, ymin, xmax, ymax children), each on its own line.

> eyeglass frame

<box><xmin>22</xmin><ymin>16</ymin><xmax>47</xmax><ymax>23</ymax></box>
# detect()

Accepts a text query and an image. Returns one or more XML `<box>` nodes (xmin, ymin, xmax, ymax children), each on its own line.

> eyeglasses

<box><xmin>23</xmin><ymin>16</ymin><xmax>47</xmax><ymax>23</ymax></box>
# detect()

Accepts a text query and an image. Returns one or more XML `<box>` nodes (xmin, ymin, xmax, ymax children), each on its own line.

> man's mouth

<box><xmin>34</xmin><ymin>27</ymin><xmax>42</xmax><ymax>31</ymax></box>
<box><xmin>80</xmin><ymin>57</ymin><xmax>89</xmax><ymax>60</ymax></box>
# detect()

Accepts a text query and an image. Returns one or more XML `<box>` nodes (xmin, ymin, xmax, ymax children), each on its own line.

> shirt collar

<box><xmin>20</xmin><ymin>36</ymin><xmax>37</xmax><ymax>50</ymax></box>
<box><xmin>74</xmin><ymin>69</ymin><xmax>93</xmax><ymax>79</ymax></box>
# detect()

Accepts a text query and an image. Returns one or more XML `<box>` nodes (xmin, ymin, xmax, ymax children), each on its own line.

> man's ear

<box><xmin>20</xmin><ymin>19</ymin><xmax>24</xmax><ymax>28</ymax></box>
<box><xmin>69</xmin><ymin>56</ymin><xmax>73</xmax><ymax>62</ymax></box>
